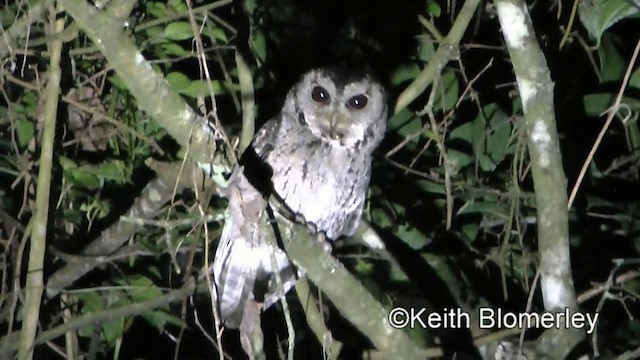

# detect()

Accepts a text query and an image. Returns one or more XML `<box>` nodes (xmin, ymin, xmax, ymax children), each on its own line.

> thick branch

<box><xmin>494</xmin><ymin>0</ymin><xmax>585</xmax><ymax>356</ymax></box>
<box><xmin>2</xmin><ymin>279</ymin><xmax>195</xmax><ymax>358</ymax></box>
<box><xmin>18</xmin><ymin>6</ymin><xmax>64</xmax><ymax>359</ymax></box>
<box><xmin>46</xmin><ymin>161</ymin><xmax>209</xmax><ymax>297</ymax></box>
<box><xmin>283</xmin><ymin>223</ymin><xmax>424</xmax><ymax>359</ymax></box>
<box><xmin>0</xmin><ymin>0</ymin><xmax>51</xmax><ymax>58</ymax></box>
<box><xmin>59</xmin><ymin>0</ymin><xmax>229</xmax><ymax>164</ymax></box>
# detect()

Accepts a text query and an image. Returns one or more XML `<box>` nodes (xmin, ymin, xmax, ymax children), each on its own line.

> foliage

<box><xmin>1</xmin><ymin>0</ymin><xmax>639</xmax><ymax>358</ymax></box>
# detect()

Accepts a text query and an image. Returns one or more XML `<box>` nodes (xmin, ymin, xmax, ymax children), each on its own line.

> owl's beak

<box><xmin>328</xmin><ymin>112</ymin><xmax>349</xmax><ymax>141</ymax></box>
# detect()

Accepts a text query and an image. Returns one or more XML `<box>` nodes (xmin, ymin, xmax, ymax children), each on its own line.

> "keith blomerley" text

<box><xmin>387</xmin><ymin>307</ymin><xmax>599</xmax><ymax>334</ymax></box>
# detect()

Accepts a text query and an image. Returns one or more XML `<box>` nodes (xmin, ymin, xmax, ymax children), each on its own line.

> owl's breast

<box><xmin>265</xmin><ymin>139</ymin><xmax>370</xmax><ymax>240</ymax></box>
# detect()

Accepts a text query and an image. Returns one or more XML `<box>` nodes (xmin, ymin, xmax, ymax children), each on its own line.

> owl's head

<box><xmin>283</xmin><ymin>67</ymin><xmax>388</xmax><ymax>152</ymax></box>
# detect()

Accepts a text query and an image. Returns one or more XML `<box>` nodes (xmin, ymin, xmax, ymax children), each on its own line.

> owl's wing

<box><xmin>341</xmin><ymin>198</ymin><xmax>365</xmax><ymax>237</ymax></box>
<box><xmin>340</xmin><ymin>166</ymin><xmax>371</xmax><ymax>237</ymax></box>
<box><xmin>250</xmin><ymin>116</ymin><xmax>282</xmax><ymax>160</ymax></box>
<box><xmin>238</xmin><ymin>116</ymin><xmax>283</xmax><ymax>197</ymax></box>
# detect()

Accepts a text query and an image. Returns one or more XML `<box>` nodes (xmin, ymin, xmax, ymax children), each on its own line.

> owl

<box><xmin>212</xmin><ymin>67</ymin><xmax>387</xmax><ymax>328</ymax></box>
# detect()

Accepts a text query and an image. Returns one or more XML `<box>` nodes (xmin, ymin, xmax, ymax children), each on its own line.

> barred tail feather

<box><xmin>212</xmin><ymin>218</ymin><xmax>259</xmax><ymax>328</ymax></box>
<box><xmin>211</xmin><ymin>168</ymin><xmax>301</xmax><ymax>328</ymax></box>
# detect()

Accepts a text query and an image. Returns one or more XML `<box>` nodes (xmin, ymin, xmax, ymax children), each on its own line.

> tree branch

<box><xmin>3</xmin><ymin>279</ymin><xmax>195</xmax><ymax>358</ymax></box>
<box><xmin>18</xmin><ymin>5</ymin><xmax>64</xmax><ymax>359</ymax></box>
<box><xmin>283</xmin><ymin>222</ymin><xmax>425</xmax><ymax>359</ymax></box>
<box><xmin>59</xmin><ymin>0</ymin><xmax>230</xmax><ymax>164</ymax></box>
<box><xmin>394</xmin><ymin>0</ymin><xmax>481</xmax><ymax>113</ymax></box>
<box><xmin>46</xmin><ymin>161</ymin><xmax>211</xmax><ymax>297</ymax></box>
<box><xmin>494</xmin><ymin>0</ymin><xmax>585</xmax><ymax>356</ymax></box>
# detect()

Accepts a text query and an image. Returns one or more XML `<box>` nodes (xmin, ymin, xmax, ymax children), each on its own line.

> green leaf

<box><xmin>422</xmin><ymin>253</ymin><xmax>462</xmax><ymax>299</ymax></box>
<box><xmin>416</xmin><ymin>179</ymin><xmax>446</xmax><ymax>195</ymax></box>
<box><xmin>486</xmin><ymin>109</ymin><xmax>512</xmax><ymax>167</ymax></box>
<box><xmin>16</xmin><ymin>92</ymin><xmax>38</xmax><ymax>114</ymax></box>
<box><xmin>388</xmin><ymin>109</ymin><xmax>423</xmax><ymax>139</ymax></box>
<box><xmin>417</xmin><ymin>36</ymin><xmax>436</xmax><ymax>63</ymax></box>
<box><xmin>164</xmin><ymin>22</ymin><xmax>194</xmax><ymax>41</ymax></box>
<box><xmin>168</xmin><ymin>0</ymin><xmax>188</xmax><ymax>12</ymax></box>
<box><xmin>101</xmin><ymin>317</ymin><xmax>125</xmax><ymax>344</ymax></box>
<box><xmin>580</xmin><ymin>0</ymin><xmax>639</xmax><ymax>43</ymax></box>
<box><xmin>586</xmin><ymin>195</ymin><xmax>616</xmax><ymax>210</ymax></box>
<box><xmin>166</xmin><ymin>72</ymin><xmax>191</xmax><ymax>93</ymax></box>
<box><xmin>461</xmin><ymin>222</ymin><xmax>480</xmax><ymax>243</ymax></box>
<box><xmin>449</xmin><ymin>121</ymin><xmax>473</xmax><ymax>143</ymax></box>
<box><xmin>59</xmin><ymin>156</ymin><xmax>77</xmax><ymax>171</ymax></box>
<box><xmin>583</xmin><ymin>93</ymin><xmax>616</xmax><ymax>115</ymax></box>
<box><xmin>122</xmin><ymin>275</ymin><xmax>162</xmax><ymax>302</ymax></box>
<box><xmin>623</xmin><ymin>117</ymin><xmax>640</xmax><ymax>153</ymax></box>
<box><xmin>370</xmin><ymin>201</ymin><xmax>405</xmax><ymax>229</ymax></box>
<box><xmin>583</xmin><ymin>93</ymin><xmax>640</xmax><ymax>116</ymax></box>
<box><xmin>146</xmin><ymin>2</ymin><xmax>167</xmax><ymax>18</ymax></box>
<box><xmin>180</xmin><ymin>80</ymin><xmax>227</xmax><ymax>98</ymax></box>
<box><xmin>61</xmin><ymin>158</ymin><xmax>101</xmax><ymax>189</ymax></box>
<box><xmin>471</xmin><ymin>109</ymin><xmax>486</xmax><ymax>157</ymax></box>
<box><xmin>598</xmin><ymin>35</ymin><xmax>627</xmax><ymax>82</ymax></box>
<box><xmin>204</xmin><ymin>27</ymin><xmax>228</xmax><ymax>43</ymax></box>
<box><xmin>629</xmin><ymin>67</ymin><xmax>640</xmax><ymax>90</ymax></box>
<box><xmin>396</xmin><ymin>224</ymin><xmax>431</xmax><ymax>250</ymax></box>
<box><xmin>95</xmin><ymin>160</ymin><xmax>130</xmax><ymax>184</ymax></box>
<box><xmin>426</xmin><ymin>0</ymin><xmax>442</xmax><ymax>17</ymax></box>
<box><xmin>63</xmin><ymin>208</ymin><xmax>84</xmax><ymax>224</ymax></box>
<box><xmin>67</xmin><ymin>169</ymin><xmax>100</xmax><ymax>188</ymax></box>
<box><xmin>161</xmin><ymin>43</ymin><xmax>189</xmax><ymax>57</ymax></box>
<box><xmin>108</xmin><ymin>74</ymin><xmax>127</xmax><ymax>91</ymax></box>
<box><xmin>433</xmin><ymin>70</ymin><xmax>459</xmax><ymax>113</ymax></box>
<box><xmin>77</xmin><ymin>292</ymin><xmax>106</xmax><ymax>337</ymax></box>
<box><xmin>76</xmin><ymin>292</ymin><xmax>126</xmax><ymax>344</ymax></box>
<box><xmin>458</xmin><ymin>201</ymin><xmax>509</xmax><ymax>219</ymax></box>
<box><xmin>578</xmin><ymin>0</ymin><xmax>638</xmax><ymax>46</ymax></box>
<box><xmin>144</xmin><ymin>26</ymin><xmax>163</xmax><ymax>38</ymax></box>
<box><xmin>390</xmin><ymin>64</ymin><xmax>420</xmax><ymax>86</ymax></box>
<box><xmin>0</xmin><ymin>5</ymin><xmax>18</xmax><ymax>27</ymax></box>
<box><xmin>354</xmin><ymin>258</ymin><xmax>375</xmax><ymax>275</ymax></box>
<box><xmin>143</xmin><ymin>310</ymin><xmax>184</xmax><ymax>331</ymax></box>
<box><xmin>79</xmin><ymin>199</ymin><xmax>111</xmax><ymax>219</ymax></box>
<box><xmin>15</xmin><ymin>119</ymin><xmax>34</xmax><ymax>148</ymax></box>
<box><xmin>446</xmin><ymin>149</ymin><xmax>473</xmax><ymax>171</ymax></box>
<box><xmin>251</xmin><ymin>29</ymin><xmax>267</xmax><ymax>64</ymax></box>
<box><xmin>478</xmin><ymin>154</ymin><xmax>496</xmax><ymax>172</ymax></box>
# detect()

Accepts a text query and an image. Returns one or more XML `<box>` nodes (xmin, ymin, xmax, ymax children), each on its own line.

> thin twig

<box><xmin>568</xmin><ymin>39</ymin><xmax>640</xmax><ymax>209</ymax></box>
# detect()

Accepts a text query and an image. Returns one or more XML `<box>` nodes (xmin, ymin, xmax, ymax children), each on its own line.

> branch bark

<box><xmin>283</xmin><ymin>222</ymin><xmax>425</xmax><ymax>359</ymax></box>
<box><xmin>3</xmin><ymin>279</ymin><xmax>195</xmax><ymax>358</ymax></box>
<box><xmin>18</xmin><ymin>4</ymin><xmax>64</xmax><ymax>359</ymax></box>
<box><xmin>494</xmin><ymin>0</ymin><xmax>585</xmax><ymax>356</ymax></box>
<box><xmin>394</xmin><ymin>0</ymin><xmax>481</xmax><ymax>113</ymax></box>
<box><xmin>59</xmin><ymin>0</ymin><xmax>230</xmax><ymax>164</ymax></box>
<box><xmin>46</xmin><ymin>161</ymin><xmax>210</xmax><ymax>297</ymax></box>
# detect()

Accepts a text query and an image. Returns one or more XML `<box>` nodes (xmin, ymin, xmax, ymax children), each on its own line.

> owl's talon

<box><xmin>316</xmin><ymin>233</ymin><xmax>333</xmax><ymax>253</ymax></box>
<box><xmin>294</xmin><ymin>213</ymin><xmax>307</xmax><ymax>225</ymax></box>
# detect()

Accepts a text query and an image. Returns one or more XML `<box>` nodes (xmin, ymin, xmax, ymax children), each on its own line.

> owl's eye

<box><xmin>347</xmin><ymin>94</ymin><xmax>368</xmax><ymax>110</ymax></box>
<box><xmin>311</xmin><ymin>86</ymin><xmax>330</xmax><ymax>104</ymax></box>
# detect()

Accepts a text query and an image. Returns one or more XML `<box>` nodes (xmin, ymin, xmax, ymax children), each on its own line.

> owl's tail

<box><xmin>211</xmin><ymin>170</ymin><xmax>299</xmax><ymax>329</ymax></box>
<box><xmin>212</xmin><ymin>218</ymin><xmax>257</xmax><ymax>328</ymax></box>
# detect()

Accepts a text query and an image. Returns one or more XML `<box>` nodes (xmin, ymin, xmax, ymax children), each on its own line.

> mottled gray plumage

<box><xmin>213</xmin><ymin>68</ymin><xmax>387</xmax><ymax>328</ymax></box>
